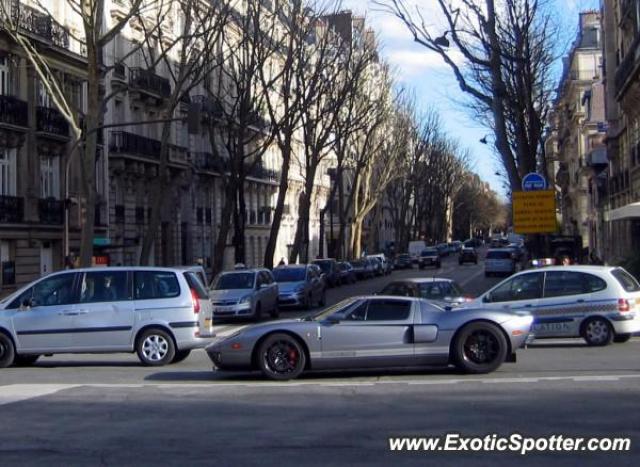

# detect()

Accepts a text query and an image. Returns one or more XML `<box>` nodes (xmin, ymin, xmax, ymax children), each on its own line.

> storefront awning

<box><xmin>606</xmin><ymin>202</ymin><xmax>640</xmax><ymax>221</ymax></box>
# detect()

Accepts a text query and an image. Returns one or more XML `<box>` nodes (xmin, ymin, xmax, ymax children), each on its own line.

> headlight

<box><xmin>295</xmin><ymin>285</ymin><xmax>305</xmax><ymax>293</ymax></box>
<box><xmin>238</xmin><ymin>295</ymin><xmax>252</xmax><ymax>304</ymax></box>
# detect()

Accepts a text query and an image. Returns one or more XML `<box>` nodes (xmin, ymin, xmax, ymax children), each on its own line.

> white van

<box><xmin>408</xmin><ymin>241</ymin><xmax>427</xmax><ymax>263</ymax></box>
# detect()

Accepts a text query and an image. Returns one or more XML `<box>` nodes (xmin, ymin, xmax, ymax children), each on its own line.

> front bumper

<box><xmin>278</xmin><ymin>293</ymin><xmax>305</xmax><ymax>307</ymax></box>
<box><xmin>212</xmin><ymin>302</ymin><xmax>254</xmax><ymax>318</ymax></box>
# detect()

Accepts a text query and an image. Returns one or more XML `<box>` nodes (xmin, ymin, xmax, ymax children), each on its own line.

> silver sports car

<box><xmin>205</xmin><ymin>296</ymin><xmax>533</xmax><ymax>380</ymax></box>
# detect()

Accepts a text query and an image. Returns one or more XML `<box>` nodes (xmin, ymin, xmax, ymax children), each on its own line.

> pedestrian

<box><xmin>561</xmin><ymin>255</ymin><xmax>571</xmax><ymax>266</ymax></box>
<box><xmin>278</xmin><ymin>257</ymin><xmax>286</xmax><ymax>266</ymax></box>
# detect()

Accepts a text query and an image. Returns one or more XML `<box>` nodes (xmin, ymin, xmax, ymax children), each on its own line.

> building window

<box><xmin>40</xmin><ymin>155</ymin><xmax>59</xmax><ymax>198</ymax></box>
<box><xmin>0</xmin><ymin>149</ymin><xmax>17</xmax><ymax>196</ymax></box>
<box><xmin>0</xmin><ymin>56</ymin><xmax>11</xmax><ymax>95</ymax></box>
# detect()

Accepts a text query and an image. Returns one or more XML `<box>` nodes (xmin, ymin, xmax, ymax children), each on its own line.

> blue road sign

<box><xmin>522</xmin><ymin>173</ymin><xmax>547</xmax><ymax>191</ymax></box>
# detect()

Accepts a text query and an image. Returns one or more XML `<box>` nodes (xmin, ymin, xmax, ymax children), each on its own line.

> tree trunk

<box><xmin>264</xmin><ymin>144</ymin><xmax>292</xmax><ymax>269</ymax></box>
<box><xmin>212</xmin><ymin>181</ymin><xmax>236</xmax><ymax>276</ymax></box>
<box><xmin>234</xmin><ymin>180</ymin><xmax>247</xmax><ymax>264</ymax></box>
<box><xmin>289</xmin><ymin>164</ymin><xmax>317</xmax><ymax>263</ymax></box>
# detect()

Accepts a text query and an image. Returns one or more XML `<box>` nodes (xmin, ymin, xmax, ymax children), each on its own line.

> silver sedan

<box><xmin>206</xmin><ymin>296</ymin><xmax>533</xmax><ymax>380</ymax></box>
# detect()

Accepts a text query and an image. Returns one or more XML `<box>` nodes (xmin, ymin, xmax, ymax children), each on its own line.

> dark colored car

<box><xmin>312</xmin><ymin>258</ymin><xmax>340</xmax><ymax>287</ymax></box>
<box><xmin>394</xmin><ymin>253</ymin><xmax>413</xmax><ymax>269</ymax></box>
<box><xmin>419</xmin><ymin>248</ymin><xmax>441</xmax><ymax>269</ymax></box>
<box><xmin>368</xmin><ymin>257</ymin><xmax>385</xmax><ymax>276</ymax></box>
<box><xmin>459</xmin><ymin>247</ymin><xmax>478</xmax><ymax>265</ymax></box>
<box><xmin>336</xmin><ymin>262</ymin><xmax>357</xmax><ymax>285</ymax></box>
<box><xmin>379</xmin><ymin>278</ymin><xmax>472</xmax><ymax>307</ymax></box>
<box><xmin>436</xmin><ymin>243</ymin><xmax>449</xmax><ymax>257</ymax></box>
<box><xmin>350</xmin><ymin>259</ymin><xmax>375</xmax><ymax>279</ymax></box>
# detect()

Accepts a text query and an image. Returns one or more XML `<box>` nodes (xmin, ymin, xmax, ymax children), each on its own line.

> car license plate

<box><xmin>215</xmin><ymin>306</ymin><xmax>234</xmax><ymax>312</ymax></box>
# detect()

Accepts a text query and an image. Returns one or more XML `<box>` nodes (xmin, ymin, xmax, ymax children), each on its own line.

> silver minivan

<box><xmin>0</xmin><ymin>267</ymin><xmax>214</xmax><ymax>368</ymax></box>
<box><xmin>485</xmin><ymin>248</ymin><xmax>516</xmax><ymax>277</ymax></box>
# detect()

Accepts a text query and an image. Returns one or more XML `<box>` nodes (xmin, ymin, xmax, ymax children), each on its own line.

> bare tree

<box><xmin>377</xmin><ymin>0</ymin><xmax>559</xmax><ymax>191</ymax></box>
<box><xmin>137</xmin><ymin>0</ymin><xmax>231</xmax><ymax>265</ymax></box>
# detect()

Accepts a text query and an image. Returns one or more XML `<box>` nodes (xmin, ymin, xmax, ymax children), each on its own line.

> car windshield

<box><xmin>214</xmin><ymin>272</ymin><xmax>255</xmax><ymax>290</ymax></box>
<box><xmin>313</xmin><ymin>261</ymin><xmax>331</xmax><ymax>272</ymax></box>
<box><xmin>273</xmin><ymin>268</ymin><xmax>306</xmax><ymax>282</ymax></box>
<box><xmin>417</xmin><ymin>282</ymin><xmax>455</xmax><ymax>299</ymax></box>
<box><xmin>307</xmin><ymin>297</ymin><xmax>360</xmax><ymax>321</ymax></box>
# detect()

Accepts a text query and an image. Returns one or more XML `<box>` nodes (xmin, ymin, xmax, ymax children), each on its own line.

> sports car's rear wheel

<box><xmin>453</xmin><ymin>322</ymin><xmax>507</xmax><ymax>374</ymax></box>
<box><xmin>258</xmin><ymin>333</ymin><xmax>306</xmax><ymax>380</ymax></box>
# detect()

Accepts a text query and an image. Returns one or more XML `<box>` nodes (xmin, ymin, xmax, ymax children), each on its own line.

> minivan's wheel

<box><xmin>136</xmin><ymin>328</ymin><xmax>176</xmax><ymax>366</ymax></box>
<box><xmin>319</xmin><ymin>290</ymin><xmax>326</xmax><ymax>307</ymax></box>
<box><xmin>258</xmin><ymin>333</ymin><xmax>306</xmax><ymax>380</ymax></box>
<box><xmin>453</xmin><ymin>322</ymin><xmax>507</xmax><ymax>374</ymax></box>
<box><xmin>13</xmin><ymin>354</ymin><xmax>40</xmax><ymax>366</ymax></box>
<box><xmin>0</xmin><ymin>333</ymin><xmax>16</xmax><ymax>368</ymax></box>
<box><xmin>171</xmin><ymin>349</ymin><xmax>191</xmax><ymax>364</ymax></box>
<box><xmin>270</xmin><ymin>304</ymin><xmax>280</xmax><ymax>319</ymax></box>
<box><xmin>582</xmin><ymin>318</ymin><xmax>613</xmax><ymax>346</ymax></box>
<box><xmin>613</xmin><ymin>333</ymin><xmax>632</xmax><ymax>343</ymax></box>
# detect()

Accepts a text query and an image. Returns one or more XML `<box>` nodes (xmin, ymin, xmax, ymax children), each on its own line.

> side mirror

<box><xmin>482</xmin><ymin>294</ymin><xmax>491</xmax><ymax>303</ymax></box>
<box><xmin>259</xmin><ymin>283</ymin><xmax>269</xmax><ymax>289</ymax></box>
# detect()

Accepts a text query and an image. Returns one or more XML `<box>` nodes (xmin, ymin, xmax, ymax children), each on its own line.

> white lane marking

<box><xmin>0</xmin><ymin>384</ymin><xmax>79</xmax><ymax>406</ymax></box>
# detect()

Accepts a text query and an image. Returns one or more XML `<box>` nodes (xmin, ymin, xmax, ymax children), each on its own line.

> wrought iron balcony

<box><xmin>246</xmin><ymin>164</ymin><xmax>279</xmax><ymax>182</ymax></box>
<box><xmin>615</xmin><ymin>33</ymin><xmax>640</xmax><ymax>97</ymax></box>
<box><xmin>36</xmin><ymin>106</ymin><xmax>69</xmax><ymax>137</ymax></box>
<box><xmin>8</xmin><ymin>1</ymin><xmax>69</xmax><ymax>49</ymax></box>
<box><xmin>0</xmin><ymin>95</ymin><xmax>28</xmax><ymax>127</ymax></box>
<box><xmin>191</xmin><ymin>95</ymin><xmax>224</xmax><ymax>119</ymax></box>
<box><xmin>109</xmin><ymin>131</ymin><xmax>161</xmax><ymax>159</ymax></box>
<box><xmin>190</xmin><ymin>151</ymin><xmax>228</xmax><ymax>172</ymax></box>
<box><xmin>0</xmin><ymin>195</ymin><xmax>23</xmax><ymax>223</ymax></box>
<box><xmin>38</xmin><ymin>198</ymin><xmax>64</xmax><ymax>224</ymax></box>
<box><xmin>129</xmin><ymin>67</ymin><xmax>171</xmax><ymax>99</ymax></box>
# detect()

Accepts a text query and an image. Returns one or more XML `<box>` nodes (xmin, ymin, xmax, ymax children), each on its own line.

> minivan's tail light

<box><xmin>191</xmin><ymin>288</ymin><xmax>201</xmax><ymax>314</ymax></box>
<box><xmin>618</xmin><ymin>298</ymin><xmax>630</xmax><ymax>312</ymax></box>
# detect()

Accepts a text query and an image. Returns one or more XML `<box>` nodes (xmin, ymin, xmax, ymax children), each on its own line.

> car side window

<box><xmin>79</xmin><ymin>271</ymin><xmax>129</xmax><ymax>303</ymax></box>
<box><xmin>344</xmin><ymin>301</ymin><xmax>368</xmax><ymax>321</ymax></box>
<box><xmin>543</xmin><ymin>271</ymin><xmax>588</xmax><ymax>298</ymax></box>
<box><xmin>584</xmin><ymin>273</ymin><xmax>607</xmax><ymax>292</ymax></box>
<box><xmin>6</xmin><ymin>273</ymin><xmax>77</xmax><ymax>308</ymax></box>
<box><xmin>134</xmin><ymin>271</ymin><xmax>180</xmax><ymax>300</ymax></box>
<box><xmin>365</xmin><ymin>299</ymin><xmax>411</xmax><ymax>321</ymax></box>
<box><xmin>490</xmin><ymin>273</ymin><xmax>543</xmax><ymax>302</ymax></box>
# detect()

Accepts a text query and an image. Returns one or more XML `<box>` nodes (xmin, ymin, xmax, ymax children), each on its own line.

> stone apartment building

<box><xmin>0</xmin><ymin>0</ymin><xmax>336</xmax><ymax>295</ymax></box>
<box><xmin>547</xmin><ymin>11</ymin><xmax>608</xmax><ymax>257</ymax></box>
<box><xmin>601</xmin><ymin>0</ymin><xmax>640</xmax><ymax>263</ymax></box>
<box><xmin>0</xmin><ymin>1</ymin><xmax>92</xmax><ymax>296</ymax></box>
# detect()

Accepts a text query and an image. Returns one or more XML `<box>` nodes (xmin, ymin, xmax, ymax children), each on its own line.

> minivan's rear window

<box><xmin>184</xmin><ymin>272</ymin><xmax>209</xmax><ymax>299</ymax></box>
<box><xmin>135</xmin><ymin>271</ymin><xmax>180</xmax><ymax>299</ymax></box>
<box><xmin>611</xmin><ymin>268</ymin><xmax>640</xmax><ymax>292</ymax></box>
<box><xmin>486</xmin><ymin>250</ymin><xmax>512</xmax><ymax>259</ymax></box>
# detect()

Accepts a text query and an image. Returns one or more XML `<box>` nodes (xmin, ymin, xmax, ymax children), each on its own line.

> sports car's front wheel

<box><xmin>258</xmin><ymin>333</ymin><xmax>306</xmax><ymax>380</ymax></box>
<box><xmin>453</xmin><ymin>322</ymin><xmax>507</xmax><ymax>374</ymax></box>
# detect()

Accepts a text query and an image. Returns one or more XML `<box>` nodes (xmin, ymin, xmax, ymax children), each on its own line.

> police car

<box><xmin>467</xmin><ymin>266</ymin><xmax>640</xmax><ymax>346</ymax></box>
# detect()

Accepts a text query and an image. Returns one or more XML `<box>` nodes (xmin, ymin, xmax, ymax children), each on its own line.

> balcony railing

<box><xmin>191</xmin><ymin>151</ymin><xmax>228</xmax><ymax>172</ymax></box>
<box><xmin>246</xmin><ymin>164</ymin><xmax>280</xmax><ymax>182</ymax></box>
<box><xmin>8</xmin><ymin>1</ymin><xmax>69</xmax><ymax>49</ymax></box>
<box><xmin>615</xmin><ymin>33</ymin><xmax>640</xmax><ymax>96</ymax></box>
<box><xmin>38</xmin><ymin>198</ymin><xmax>64</xmax><ymax>224</ymax></box>
<box><xmin>191</xmin><ymin>95</ymin><xmax>224</xmax><ymax>119</ymax></box>
<box><xmin>0</xmin><ymin>195</ymin><xmax>23</xmax><ymax>223</ymax></box>
<box><xmin>109</xmin><ymin>131</ymin><xmax>161</xmax><ymax>159</ymax></box>
<box><xmin>129</xmin><ymin>67</ymin><xmax>171</xmax><ymax>99</ymax></box>
<box><xmin>0</xmin><ymin>95</ymin><xmax>28</xmax><ymax>127</ymax></box>
<box><xmin>36</xmin><ymin>106</ymin><xmax>69</xmax><ymax>137</ymax></box>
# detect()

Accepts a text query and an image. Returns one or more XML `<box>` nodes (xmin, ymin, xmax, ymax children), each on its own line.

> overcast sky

<box><xmin>339</xmin><ymin>0</ymin><xmax>600</xmax><ymax>199</ymax></box>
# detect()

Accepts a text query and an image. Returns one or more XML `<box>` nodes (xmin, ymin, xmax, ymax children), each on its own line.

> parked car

<box><xmin>485</xmin><ymin>248</ymin><xmax>516</xmax><ymax>277</ymax></box>
<box><xmin>436</xmin><ymin>243</ymin><xmax>449</xmax><ymax>257</ymax></box>
<box><xmin>350</xmin><ymin>259</ymin><xmax>376</xmax><ymax>279</ymax></box>
<box><xmin>451</xmin><ymin>241</ymin><xmax>463</xmax><ymax>253</ymax></box>
<box><xmin>210</xmin><ymin>269</ymin><xmax>279</xmax><ymax>321</ymax></box>
<box><xmin>205</xmin><ymin>295</ymin><xmax>533</xmax><ymax>380</ymax></box>
<box><xmin>367</xmin><ymin>256</ymin><xmax>385</xmax><ymax>276</ymax></box>
<box><xmin>367</xmin><ymin>254</ymin><xmax>393</xmax><ymax>275</ymax></box>
<box><xmin>336</xmin><ymin>262</ymin><xmax>357</xmax><ymax>285</ymax></box>
<box><xmin>459</xmin><ymin>247</ymin><xmax>478</xmax><ymax>265</ymax></box>
<box><xmin>468</xmin><ymin>266</ymin><xmax>640</xmax><ymax>346</ymax></box>
<box><xmin>0</xmin><ymin>267</ymin><xmax>214</xmax><ymax>368</ymax></box>
<box><xmin>378</xmin><ymin>278</ymin><xmax>472</xmax><ymax>307</ymax></box>
<box><xmin>175</xmin><ymin>265</ymin><xmax>209</xmax><ymax>288</ymax></box>
<box><xmin>418</xmin><ymin>248</ymin><xmax>441</xmax><ymax>269</ymax></box>
<box><xmin>408</xmin><ymin>241</ymin><xmax>427</xmax><ymax>264</ymax></box>
<box><xmin>272</xmin><ymin>264</ymin><xmax>326</xmax><ymax>309</ymax></box>
<box><xmin>312</xmin><ymin>258</ymin><xmax>340</xmax><ymax>288</ymax></box>
<box><xmin>394</xmin><ymin>253</ymin><xmax>413</xmax><ymax>269</ymax></box>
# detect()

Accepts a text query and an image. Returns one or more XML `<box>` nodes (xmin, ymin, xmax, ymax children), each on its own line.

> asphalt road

<box><xmin>1</xmin><ymin>253</ymin><xmax>638</xmax><ymax>466</ymax></box>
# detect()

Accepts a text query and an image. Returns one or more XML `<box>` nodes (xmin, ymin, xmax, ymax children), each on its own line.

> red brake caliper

<box><xmin>288</xmin><ymin>348</ymin><xmax>297</xmax><ymax>366</ymax></box>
